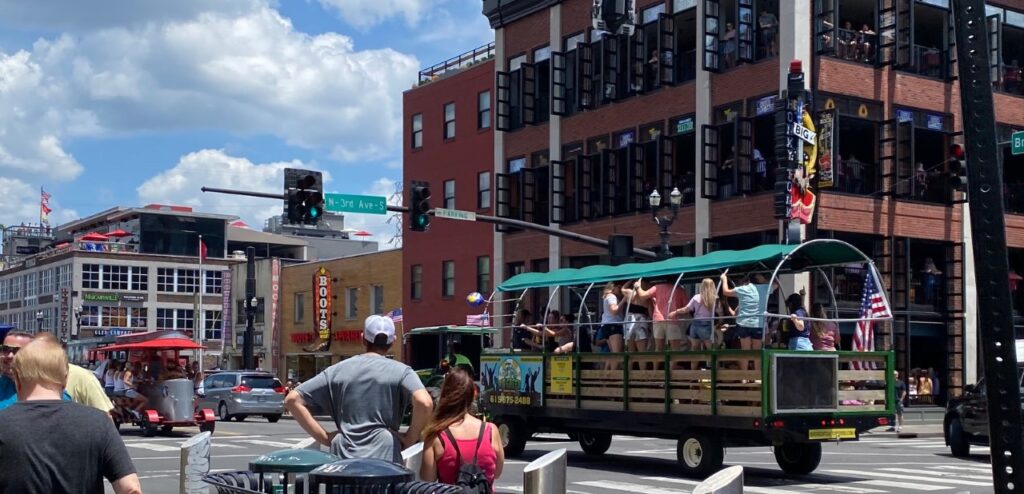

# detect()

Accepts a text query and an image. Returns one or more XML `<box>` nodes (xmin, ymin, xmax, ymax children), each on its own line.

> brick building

<box><xmin>467</xmin><ymin>0</ymin><xmax>1024</xmax><ymax>402</ymax></box>
<box><xmin>279</xmin><ymin>249</ymin><xmax>403</xmax><ymax>382</ymax></box>
<box><xmin>402</xmin><ymin>45</ymin><xmax>497</xmax><ymax>333</ymax></box>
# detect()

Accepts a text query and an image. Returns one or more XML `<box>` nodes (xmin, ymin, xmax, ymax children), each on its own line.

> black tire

<box><xmin>677</xmin><ymin>430</ymin><xmax>724</xmax><ymax>478</ymax></box>
<box><xmin>948</xmin><ymin>417</ymin><xmax>971</xmax><ymax>457</ymax></box>
<box><xmin>496</xmin><ymin>417</ymin><xmax>528</xmax><ymax>457</ymax></box>
<box><xmin>266</xmin><ymin>414</ymin><xmax>282</xmax><ymax>423</ymax></box>
<box><xmin>234</xmin><ymin>415</ymin><xmax>247</xmax><ymax>422</ymax></box>
<box><xmin>113</xmin><ymin>417</ymin><xmax>122</xmax><ymax>431</ymax></box>
<box><xmin>218</xmin><ymin>402</ymin><xmax>232</xmax><ymax>422</ymax></box>
<box><xmin>199</xmin><ymin>420</ymin><xmax>216</xmax><ymax>435</ymax></box>
<box><xmin>774</xmin><ymin>442</ymin><xmax>822</xmax><ymax>475</ymax></box>
<box><xmin>142</xmin><ymin>424</ymin><xmax>158</xmax><ymax>438</ymax></box>
<box><xmin>160</xmin><ymin>425</ymin><xmax>174</xmax><ymax>434</ymax></box>
<box><xmin>578</xmin><ymin>432</ymin><xmax>613</xmax><ymax>456</ymax></box>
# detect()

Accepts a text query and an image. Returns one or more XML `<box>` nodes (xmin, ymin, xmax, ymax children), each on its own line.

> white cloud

<box><xmin>136</xmin><ymin>149</ymin><xmax>328</xmax><ymax>227</ymax></box>
<box><xmin>0</xmin><ymin>2</ymin><xmax>419</xmax><ymax>183</ymax></box>
<box><xmin>317</xmin><ymin>0</ymin><xmax>430</xmax><ymax>29</ymax></box>
<box><xmin>0</xmin><ymin>0</ymin><xmax>259</xmax><ymax>31</ymax></box>
<box><xmin>0</xmin><ymin>178</ymin><xmax>46</xmax><ymax>227</ymax></box>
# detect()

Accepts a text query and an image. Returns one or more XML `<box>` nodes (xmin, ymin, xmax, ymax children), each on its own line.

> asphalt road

<box><xmin>112</xmin><ymin>420</ymin><xmax>995</xmax><ymax>494</ymax></box>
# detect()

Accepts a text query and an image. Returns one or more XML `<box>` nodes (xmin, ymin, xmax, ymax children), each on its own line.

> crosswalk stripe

<box><xmin>211</xmin><ymin>444</ymin><xmax>245</xmax><ymax>449</ymax></box>
<box><xmin>881</xmin><ymin>468</ymin><xmax>991</xmax><ymax>481</ymax></box>
<box><xmin>575</xmin><ymin>480</ymin><xmax>691</xmax><ymax>494</ymax></box>
<box><xmin>853</xmin><ymin>480</ymin><xmax>953</xmax><ymax>491</ymax></box>
<box><xmin>238</xmin><ymin>439</ymin><xmax>299</xmax><ymax>448</ymax></box>
<box><xmin>126</xmin><ymin>443</ymin><xmax>180</xmax><ymax>452</ymax></box>
<box><xmin>625</xmin><ymin>448</ymin><xmax>676</xmax><ymax>454</ymax></box>
<box><xmin>641</xmin><ymin>476</ymin><xmax>801</xmax><ymax>494</ymax></box>
<box><xmin>931</xmin><ymin>465</ymin><xmax>994</xmax><ymax>473</ymax></box>
<box><xmin>823</xmin><ymin>469</ymin><xmax>993</xmax><ymax>487</ymax></box>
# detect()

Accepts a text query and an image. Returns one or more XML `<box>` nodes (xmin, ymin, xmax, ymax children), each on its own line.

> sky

<box><xmin>0</xmin><ymin>0</ymin><xmax>493</xmax><ymax>248</ymax></box>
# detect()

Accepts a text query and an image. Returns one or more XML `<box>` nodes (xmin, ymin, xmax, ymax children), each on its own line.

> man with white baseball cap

<box><xmin>285</xmin><ymin>315</ymin><xmax>433</xmax><ymax>462</ymax></box>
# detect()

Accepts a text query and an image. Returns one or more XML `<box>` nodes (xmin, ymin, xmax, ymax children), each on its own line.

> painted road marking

<box><xmin>854</xmin><ymin>480</ymin><xmax>953</xmax><ymax>491</ymax></box>
<box><xmin>575</xmin><ymin>480</ymin><xmax>692</xmax><ymax>494</ymax></box>
<box><xmin>238</xmin><ymin>439</ymin><xmax>301</xmax><ymax>448</ymax></box>
<box><xmin>126</xmin><ymin>443</ymin><xmax>180</xmax><ymax>452</ymax></box>
<box><xmin>823</xmin><ymin>469</ymin><xmax>993</xmax><ymax>487</ymax></box>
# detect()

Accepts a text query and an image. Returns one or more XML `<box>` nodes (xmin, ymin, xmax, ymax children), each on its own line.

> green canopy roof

<box><xmin>497</xmin><ymin>240</ymin><xmax>872</xmax><ymax>292</ymax></box>
<box><xmin>406</xmin><ymin>325</ymin><xmax>498</xmax><ymax>336</ymax></box>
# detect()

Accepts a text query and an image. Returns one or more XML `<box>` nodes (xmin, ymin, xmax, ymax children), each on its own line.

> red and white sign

<box><xmin>271</xmin><ymin>259</ymin><xmax>281</xmax><ymax>370</ymax></box>
<box><xmin>314</xmin><ymin>267</ymin><xmax>332</xmax><ymax>342</ymax></box>
<box><xmin>60</xmin><ymin>287</ymin><xmax>70</xmax><ymax>338</ymax></box>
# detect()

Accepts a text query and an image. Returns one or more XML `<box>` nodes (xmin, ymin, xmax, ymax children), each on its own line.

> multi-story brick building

<box><xmin>468</xmin><ymin>0</ymin><xmax>1024</xmax><ymax>402</ymax></box>
<box><xmin>402</xmin><ymin>45</ymin><xmax>497</xmax><ymax>334</ymax></box>
<box><xmin>279</xmin><ymin>249</ymin><xmax>403</xmax><ymax>382</ymax></box>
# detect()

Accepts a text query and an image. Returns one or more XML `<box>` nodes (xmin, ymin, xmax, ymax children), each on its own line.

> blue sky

<box><xmin>0</xmin><ymin>0</ymin><xmax>492</xmax><ymax>244</ymax></box>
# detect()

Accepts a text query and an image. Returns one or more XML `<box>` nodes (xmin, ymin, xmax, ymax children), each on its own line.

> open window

<box><xmin>737</xmin><ymin>0</ymin><xmax>754</xmax><ymax>63</ymax></box>
<box><xmin>701</xmin><ymin>124</ymin><xmax>721</xmax><ymax>198</ymax></box>
<box><xmin>659</xmin><ymin>14</ymin><xmax>677</xmax><ymax>85</ymax></box>
<box><xmin>552</xmin><ymin>51</ymin><xmax>569</xmax><ymax>116</ymax></box>
<box><xmin>533</xmin><ymin>47</ymin><xmax>551</xmax><ymax>124</ymax></box>
<box><xmin>521</xmin><ymin>62</ymin><xmax>537</xmax><ymax>126</ymax></box>
<box><xmin>883</xmin><ymin>109</ymin><xmax>958</xmax><ymax>203</ymax></box>
<box><xmin>578</xmin><ymin>40</ymin><xmax>596</xmax><ymax>110</ymax></box>
<box><xmin>1000</xmin><ymin>126</ymin><xmax>1024</xmax><ymax>214</ymax></box>
<box><xmin>518</xmin><ymin>167</ymin><xmax>536</xmax><ymax>224</ymax></box>
<box><xmin>736</xmin><ymin>117</ymin><xmax>755</xmax><ymax>194</ymax></box>
<box><xmin>667</xmin><ymin>116</ymin><xmax>698</xmax><ymax>204</ymax></box>
<box><xmin>495</xmin><ymin>71</ymin><xmax>512</xmax><ymax>131</ymax></box>
<box><xmin>674</xmin><ymin>4</ymin><xmax>698</xmax><ymax>83</ymax></box>
<box><xmin>702</xmin><ymin>0</ymin><xmax>721</xmax><ymax>72</ymax></box>
<box><xmin>495</xmin><ymin>172</ymin><xmax>514</xmax><ymax>232</ymax></box>
<box><xmin>989</xmin><ymin>6</ymin><xmax>1024</xmax><ymax>96</ymax></box>
<box><xmin>599</xmin><ymin>35</ymin><xmax>625</xmax><ymax>102</ymax></box>
<box><xmin>894</xmin><ymin>0</ymin><xmax>953</xmax><ymax>79</ymax></box>
<box><xmin>550</xmin><ymin>160</ymin><xmax>566</xmax><ymax>224</ymax></box>
<box><xmin>601</xmin><ymin>148</ymin><xmax>625</xmax><ymax>215</ymax></box>
<box><xmin>815</xmin><ymin>0</ymin><xmax>838</xmax><ymax>56</ymax></box>
<box><xmin>576</xmin><ymin>153</ymin><xmax>598</xmax><ymax>220</ymax></box>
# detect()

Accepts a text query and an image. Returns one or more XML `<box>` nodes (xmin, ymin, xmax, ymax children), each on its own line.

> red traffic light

<box><xmin>949</xmin><ymin>144</ymin><xmax>965</xmax><ymax>160</ymax></box>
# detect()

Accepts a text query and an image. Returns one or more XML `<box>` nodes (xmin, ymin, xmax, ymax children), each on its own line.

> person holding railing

<box><xmin>783</xmin><ymin>292</ymin><xmax>812</xmax><ymax>351</ymax></box>
<box><xmin>599</xmin><ymin>282</ymin><xmax>625</xmax><ymax>370</ymax></box>
<box><xmin>670</xmin><ymin>278</ymin><xmax>718</xmax><ymax>352</ymax></box>
<box><xmin>720</xmin><ymin>273</ymin><xmax>779</xmax><ymax>371</ymax></box>
<box><xmin>810</xmin><ymin>304</ymin><xmax>839</xmax><ymax>351</ymax></box>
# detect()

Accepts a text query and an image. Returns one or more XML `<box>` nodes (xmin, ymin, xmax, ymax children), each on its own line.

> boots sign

<box><xmin>314</xmin><ymin>267</ymin><xmax>332</xmax><ymax>341</ymax></box>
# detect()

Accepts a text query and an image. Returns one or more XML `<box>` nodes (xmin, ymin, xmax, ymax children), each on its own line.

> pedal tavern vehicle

<box><xmin>95</xmin><ymin>330</ymin><xmax>217</xmax><ymax>437</ymax></box>
<box><xmin>481</xmin><ymin>240</ymin><xmax>896</xmax><ymax>477</ymax></box>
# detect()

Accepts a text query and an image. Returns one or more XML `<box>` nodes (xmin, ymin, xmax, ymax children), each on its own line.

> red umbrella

<box><xmin>230</xmin><ymin>220</ymin><xmax>250</xmax><ymax>228</ymax></box>
<box><xmin>107</xmin><ymin>229</ymin><xmax>131</xmax><ymax>238</ymax></box>
<box><xmin>354</xmin><ymin>230</ymin><xmax>373</xmax><ymax>237</ymax></box>
<box><xmin>79</xmin><ymin>232</ymin><xmax>109</xmax><ymax>242</ymax></box>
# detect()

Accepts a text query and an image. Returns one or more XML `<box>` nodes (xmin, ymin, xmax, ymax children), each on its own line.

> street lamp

<box><xmin>35</xmin><ymin>310</ymin><xmax>44</xmax><ymax>333</ymax></box>
<box><xmin>650</xmin><ymin>187</ymin><xmax>683</xmax><ymax>259</ymax></box>
<box><xmin>73</xmin><ymin>305</ymin><xmax>82</xmax><ymax>344</ymax></box>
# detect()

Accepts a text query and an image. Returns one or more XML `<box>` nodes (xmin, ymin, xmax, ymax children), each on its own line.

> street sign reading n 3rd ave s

<box><xmin>1013</xmin><ymin>130</ymin><xmax>1024</xmax><ymax>156</ymax></box>
<box><xmin>432</xmin><ymin>208</ymin><xmax>477</xmax><ymax>221</ymax></box>
<box><xmin>324</xmin><ymin>193</ymin><xmax>387</xmax><ymax>215</ymax></box>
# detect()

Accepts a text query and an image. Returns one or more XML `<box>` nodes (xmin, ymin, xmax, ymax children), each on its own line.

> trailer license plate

<box><xmin>808</xmin><ymin>428</ymin><xmax>856</xmax><ymax>440</ymax></box>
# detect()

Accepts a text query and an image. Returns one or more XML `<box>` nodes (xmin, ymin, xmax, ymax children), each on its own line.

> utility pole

<box><xmin>951</xmin><ymin>0</ymin><xmax>1024</xmax><ymax>491</ymax></box>
<box><xmin>243</xmin><ymin>246</ymin><xmax>256</xmax><ymax>370</ymax></box>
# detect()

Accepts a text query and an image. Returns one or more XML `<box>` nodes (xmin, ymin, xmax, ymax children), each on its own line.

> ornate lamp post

<box><xmin>650</xmin><ymin>187</ymin><xmax>683</xmax><ymax>259</ymax></box>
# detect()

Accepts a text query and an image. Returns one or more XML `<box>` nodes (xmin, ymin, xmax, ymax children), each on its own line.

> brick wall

<box><xmin>817</xmin><ymin>193</ymin><xmax>962</xmax><ymax>242</ymax></box>
<box><xmin>505</xmin><ymin>8</ymin><xmax>550</xmax><ymax>59</ymax></box>
<box><xmin>711</xmin><ymin>59</ymin><xmax>780</xmax><ymax>107</ymax></box>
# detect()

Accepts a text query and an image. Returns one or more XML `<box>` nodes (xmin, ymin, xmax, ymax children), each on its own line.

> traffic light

<box><xmin>949</xmin><ymin>143</ymin><xmax>967</xmax><ymax>191</ymax></box>
<box><xmin>284</xmin><ymin>168</ymin><xmax>324</xmax><ymax>225</ymax></box>
<box><xmin>410</xmin><ymin>181</ymin><xmax>431</xmax><ymax>232</ymax></box>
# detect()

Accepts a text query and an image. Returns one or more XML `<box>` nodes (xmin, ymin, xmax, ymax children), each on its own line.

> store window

<box><xmin>346</xmin><ymin>288</ymin><xmax>358</xmax><ymax>319</ymax></box>
<box><xmin>478</xmin><ymin>172</ymin><xmax>491</xmax><ymax>209</ymax></box>
<box><xmin>443</xmin><ymin>103</ymin><xmax>456</xmax><ymax>139</ymax></box>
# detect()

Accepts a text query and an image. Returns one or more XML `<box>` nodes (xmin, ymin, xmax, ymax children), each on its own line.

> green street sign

<box><xmin>324</xmin><ymin>193</ymin><xmax>387</xmax><ymax>215</ymax></box>
<box><xmin>1013</xmin><ymin>130</ymin><xmax>1024</xmax><ymax>156</ymax></box>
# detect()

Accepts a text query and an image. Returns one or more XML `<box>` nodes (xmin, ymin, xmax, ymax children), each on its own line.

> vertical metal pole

<box><xmin>523</xmin><ymin>448</ymin><xmax>567</xmax><ymax>494</ymax></box>
<box><xmin>244</xmin><ymin>247</ymin><xmax>256</xmax><ymax>370</ymax></box>
<box><xmin>950</xmin><ymin>0</ymin><xmax>1024</xmax><ymax>490</ymax></box>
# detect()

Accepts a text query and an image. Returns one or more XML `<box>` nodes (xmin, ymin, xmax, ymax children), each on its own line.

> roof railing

<box><xmin>418</xmin><ymin>42</ymin><xmax>496</xmax><ymax>84</ymax></box>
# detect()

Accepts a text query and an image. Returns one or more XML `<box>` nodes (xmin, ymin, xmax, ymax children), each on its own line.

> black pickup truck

<box><xmin>943</xmin><ymin>367</ymin><xmax>1024</xmax><ymax>457</ymax></box>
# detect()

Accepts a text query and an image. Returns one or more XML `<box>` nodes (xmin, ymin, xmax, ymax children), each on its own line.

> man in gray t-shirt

<box><xmin>286</xmin><ymin>315</ymin><xmax>433</xmax><ymax>462</ymax></box>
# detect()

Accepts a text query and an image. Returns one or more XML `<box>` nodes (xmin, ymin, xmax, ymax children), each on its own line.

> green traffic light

<box><xmin>310</xmin><ymin>207</ymin><xmax>320</xmax><ymax>218</ymax></box>
<box><xmin>415</xmin><ymin>215</ymin><xmax>428</xmax><ymax>226</ymax></box>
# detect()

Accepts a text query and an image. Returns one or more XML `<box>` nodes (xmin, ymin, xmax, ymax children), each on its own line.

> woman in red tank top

<box><xmin>420</xmin><ymin>369</ymin><xmax>504</xmax><ymax>488</ymax></box>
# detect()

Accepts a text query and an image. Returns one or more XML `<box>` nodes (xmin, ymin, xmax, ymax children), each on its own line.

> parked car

<box><xmin>197</xmin><ymin>371</ymin><xmax>286</xmax><ymax>422</ymax></box>
<box><xmin>944</xmin><ymin>366</ymin><xmax>1024</xmax><ymax>457</ymax></box>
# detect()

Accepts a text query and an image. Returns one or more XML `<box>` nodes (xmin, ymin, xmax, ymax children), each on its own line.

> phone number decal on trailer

<box><xmin>481</xmin><ymin>355</ymin><xmax>544</xmax><ymax>407</ymax></box>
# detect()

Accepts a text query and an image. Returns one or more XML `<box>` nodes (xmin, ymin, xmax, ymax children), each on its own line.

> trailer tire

<box><xmin>947</xmin><ymin>417</ymin><xmax>970</xmax><ymax>458</ymax></box>
<box><xmin>142</xmin><ymin>423</ymin><xmax>158</xmax><ymax>438</ymax></box>
<box><xmin>677</xmin><ymin>430</ymin><xmax>724</xmax><ymax>478</ymax></box>
<box><xmin>496</xmin><ymin>417</ymin><xmax>528</xmax><ymax>457</ymax></box>
<box><xmin>578</xmin><ymin>432</ymin><xmax>613</xmax><ymax>456</ymax></box>
<box><xmin>774</xmin><ymin>442</ymin><xmax>822</xmax><ymax>475</ymax></box>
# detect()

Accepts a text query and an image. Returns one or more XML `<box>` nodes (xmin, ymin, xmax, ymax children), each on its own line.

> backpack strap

<box><xmin>471</xmin><ymin>420</ymin><xmax>488</xmax><ymax>464</ymax></box>
<box><xmin>443</xmin><ymin>428</ymin><xmax>465</xmax><ymax>465</ymax></box>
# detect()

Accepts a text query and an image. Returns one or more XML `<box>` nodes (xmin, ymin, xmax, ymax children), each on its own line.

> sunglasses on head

<box><xmin>0</xmin><ymin>345</ymin><xmax>21</xmax><ymax>355</ymax></box>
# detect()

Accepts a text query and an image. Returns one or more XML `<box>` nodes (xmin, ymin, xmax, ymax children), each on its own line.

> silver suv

<box><xmin>197</xmin><ymin>371</ymin><xmax>285</xmax><ymax>422</ymax></box>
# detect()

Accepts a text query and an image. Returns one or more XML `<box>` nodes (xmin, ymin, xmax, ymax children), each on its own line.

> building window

<box><xmin>442</xmin><ymin>261</ymin><xmax>455</xmax><ymax>297</ymax></box>
<box><xmin>80</xmin><ymin>306</ymin><xmax>100</xmax><ymax>327</ymax></box>
<box><xmin>82</xmin><ymin>264</ymin><xmax>100</xmax><ymax>290</ymax></box>
<box><xmin>346</xmin><ymin>288</ymin><xmax>358</xmax><ymax>319</ymax></box>
<box><xmin>443</xmin><ymin>103</ymin><xmax>456</xmax><ymax>139</ymax></box>
<box><xmin>101</xmin><ymin>307</ymin><xmax>128</xmax><ymax>327</ymax></box>
<box><xmin>477</xmin><ymin>256</ymin><xmax>491</xmax><ymax>294</ymax></box>
<box><xmin>478</xmin><ymin>172</ymin><xmax>491</xmax><ymax>209</ymax></box>
<box><xmin>412</xmin><ymin>113</ymin><xmax>423</xmax><ymax>148</ymax></box>
<box><xmin>372</xmin><ymin>285</ymin><xmax>385</xmax><ymax>315</ymax></box>
<box><xmin>478</xmin><ymin>91</ymin><xmax>491</xmax><ymax>129</ymax></box>
<box><xmin>411</xmin><ymin>265</ymin><xmax>423</xmax><ymax>300</ymax></box>
<box><xmin>294</xmin><ymin>293</ymin><xmax>305</xmax><ymax>322</ymax></box>
<box><xmin>444</xmin><ymin>179</ymin><xmax>455</xmax><ymax>208</ymax></box>
<box><xmin>204</xmin><ymin>310</ymin><xmax>222</xmax><ymax>341</ymax></box>
<box><xmin>157</xmin><ymin>268</ymin><xmax>175</xmax><ymax>292</ymax></box>
<box><xmin>102</xmin><ymin>265</ymin><xmax>129</xmax><ymax>291</ymax></box>
<box><xmin>58</xmin><ymin>264</ymin><xmax>72</xmax><ymax>288</ymax></box>
<box><xmin>131</xmin><ymin>308</ymin><xmax>147</xmax><ymax>329</ymax></box>
<box><xmin>130</xmin><ymin>267</ymin><xmax>148</xmax><ymax>291</ymax></box>
<box><xmin>177</xmin><ymin>269</ymin><xmax>199</xmax><ymax>293</ymax></box>
<box><xmin>156</xmin><ymin>308</ymin><xmax>195</xmax><ymax>332</ymax></box>
<box><xmin>156</xmin><ymin>308</ymin><xmax>174</xmax><ymax>331</ymax></box>
<box><xmin>204</xmin><ymin>270</ymin><xmax>222</xmax><ymax>294</ymax></box>
<box><xmin>24</xmin><ymin>273</ymin><xmax>36</xmax><ymax>298</ymax></box>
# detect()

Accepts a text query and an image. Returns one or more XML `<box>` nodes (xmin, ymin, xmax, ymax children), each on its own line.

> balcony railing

<box><xmin>418</xmin><ymin>42</ymin><xmax>496</xmax><ymax>84</ymax></box>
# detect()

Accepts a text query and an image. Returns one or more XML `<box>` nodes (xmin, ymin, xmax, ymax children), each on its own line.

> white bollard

<box><xmin>523</xmin><ymin>448</ymin><xmax>567</xmax><ymax>494</ymax></box>
<box><xmin>402</xmin><ymin>442</ymin><xmax>425</xmax><ymax>481</ymax></box>
<box><xmin>693</xmin><ymin>465</ymin><xmax>744</xmax><ymax>494</ymax></box>
<box><xmin>179</xmin><ymin>431</ymin><xmax>211</xmax><ymax>494</ymax></box>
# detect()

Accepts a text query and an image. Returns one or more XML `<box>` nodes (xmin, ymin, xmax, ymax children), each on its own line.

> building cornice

<box><xmin>482</xmin><ymin>0</ymin><xmax>561</xmax><ymax>29</ymax></box>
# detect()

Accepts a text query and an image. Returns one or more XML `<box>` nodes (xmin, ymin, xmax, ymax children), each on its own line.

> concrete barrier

<box><xmin>523</xmin><ymin>448</ymin><xmax>567</xmax><ymax>494</ymax></box>
<box><xmin>179</xmin><ymin>431</ymin><xmax>211</xmax><ymax>494</ymax></box>
<box><xmin>402</xmin><ymin>442</ymin><xmax>425</xmax><ymax>480</ymax></box>
<box><xmin>693</xmin><ymin>465</ymin><xmax>744</xmax><ymax>494</ymax></box>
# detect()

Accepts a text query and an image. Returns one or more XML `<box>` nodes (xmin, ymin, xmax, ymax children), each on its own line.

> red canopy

<box><xmin>99</xmin><ymin>338</ymin><xmax>203</xmax><ymax>352</ymax></box>
<box><xmin>107</xmin><ymin>229</ymin><xmax>131</xmax><ymax>238</ymax></box>
<box><xmin>80</xmin><ymin>232</ymin><xmax>109</xmax><ymax>241</ymax></box>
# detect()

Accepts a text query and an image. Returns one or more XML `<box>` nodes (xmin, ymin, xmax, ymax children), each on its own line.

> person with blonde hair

<box><xmin>0</xmin><ymin>338</ymin><xmax>141</xmax><ymax>494</ymax></box>
<box><xmin>32</xmin><ymin>332</ymin><xmax>113</xmax><ymax>414</ymax></box>
<box><xmin>671</xmin><ymin>278</ymin><xmax>718</xmax><ymax>351</ymax></box>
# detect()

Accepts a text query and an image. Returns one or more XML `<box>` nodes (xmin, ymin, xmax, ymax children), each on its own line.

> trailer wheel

<box><xmin>160</xmin><ymin>425</ymin><xmax>174</xmax><ymax>435</ymax></box>
<box><xmin>774</xmin><ymin>442</ymin><xmax>822</xmax><ymax>475</ymax></box>
<box><xmin>142</xmin><ymin>423</ymin><xmax>158</xmax><ymax>438</ymax></box>
<box><xmin>676</xmin><ymin>430</ymin><xmax>724</xmax><ymax>478</ymax></box>
<box><xmin>495</xmin><ymin>417</ymin><xmax>528</xmax><ymax>457</ymax></box>
<box><xmin>199</xmin><ymin>420</ymin><xmax>216</xmax><ymax>435</ymax></box>
<box><xmin>947</xmin><ymin>417</ymin><xmax>971</xmax><ymax>458</ymax></box>
<box><xmin>578</xmin><ymin>432</ymin><xmax>613</xmax><ymax>456</ymax></box>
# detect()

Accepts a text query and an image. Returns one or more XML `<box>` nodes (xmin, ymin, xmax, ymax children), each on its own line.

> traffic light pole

<box><xmin>201</xmin><ymin>186</ymin><xmax>659</xmax><ymax>259</ymax></box>
<box><xmin>950</xmin><ymin>0</ymin><xmax>1024</xmax><ymax>491</ymax></box>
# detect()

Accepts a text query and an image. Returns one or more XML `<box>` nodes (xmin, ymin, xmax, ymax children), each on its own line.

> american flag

<box><xmin>387</xmin><ymin>308</ymin><xmax>403</xmax><ymax>323</ymax></box>
<box><xmin>466</xmin><ymin>313</ymin><xmax>490</xmax><ymax>327</ymax></box>
<box><xmin>852</xmin><ymin>266</ymin><xmax>890</xmax><ymax>370</ymax></box>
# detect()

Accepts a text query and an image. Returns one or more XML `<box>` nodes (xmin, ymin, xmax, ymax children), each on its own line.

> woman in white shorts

<box><xmin>621</xmin><ymin>280</ymin><xmax>652</xmax><ymax>352</ymax></box>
